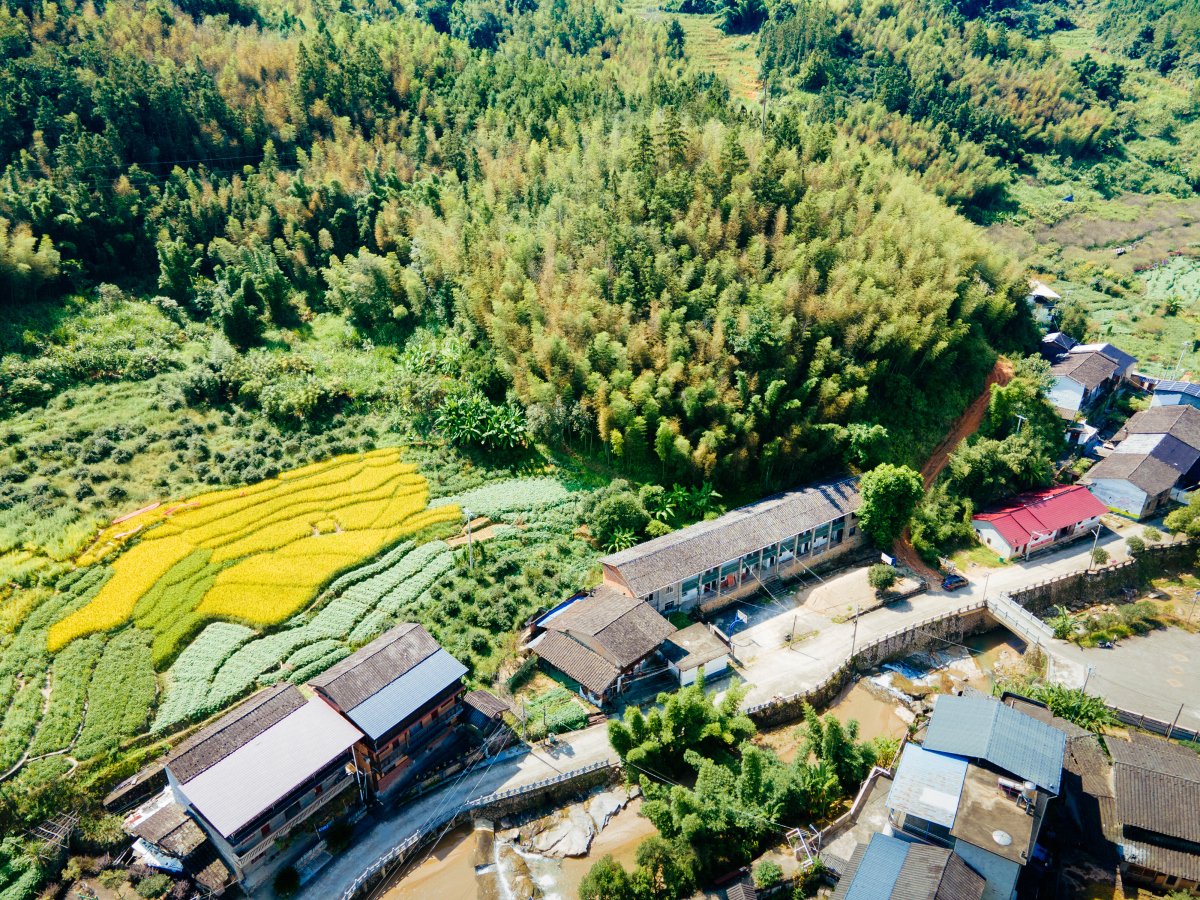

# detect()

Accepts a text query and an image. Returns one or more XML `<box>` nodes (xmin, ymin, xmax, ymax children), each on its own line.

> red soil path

<box><xmin>893</xmin><ymin>359</ymin><xmax>1015</xmax><ymax>582</ymax></box>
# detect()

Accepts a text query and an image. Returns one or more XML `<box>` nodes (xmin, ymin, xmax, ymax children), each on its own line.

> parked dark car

<box><xmin>942</xmin><ymin>573</ymin><xmax>969</xmax><ymax>591</ymax></box>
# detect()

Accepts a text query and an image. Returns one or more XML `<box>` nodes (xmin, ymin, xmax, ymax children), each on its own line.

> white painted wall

<box><xmin>1086</xmin><ymin>478</ymin><xmax>1147</xmax><ymax>518</ymax></box>
<box><xmin>680</xmin><ymin>655</ymin><xmax>729</xmax><ymax>686</ymax></box>
<box><xmin>1152</xmin><ymin>392</ymin><xmax>1200</xmax><ymax>410</ymax></box>
<box><xmin>972</xmin><ymin>520</ymin><xmax>1016</xmax><ymax>559</ymax></box>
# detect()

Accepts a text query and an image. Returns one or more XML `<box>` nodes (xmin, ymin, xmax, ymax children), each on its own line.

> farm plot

<box><xmin>48</xmin><ymin>448</ymin><xmax>461</xmax><ymax>653</ymax></box>
<box><xmin>74</xmin><ymin>629</ymin><xmax>157</xmax><ymax>759</ymax></box>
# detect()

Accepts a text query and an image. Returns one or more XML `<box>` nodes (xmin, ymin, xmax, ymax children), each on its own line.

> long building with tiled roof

<box><xmin>599</xmin><ymin>475</ymin><xmax>862</xmax><ymax>614</ymax></box>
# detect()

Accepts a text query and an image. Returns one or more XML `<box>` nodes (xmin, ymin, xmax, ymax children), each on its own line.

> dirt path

<box><xmin>895</xmin><ymin>358</ymin><xmax>1015</xmax><ymax>582</ymax></box>
<box><xmin>918</xmin><ymin>358</ymin><xmax>1014</xmax><ymax>489</ymax></box>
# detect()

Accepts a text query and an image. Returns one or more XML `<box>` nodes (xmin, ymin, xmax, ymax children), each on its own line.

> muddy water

<box><xmin>380</xmin><ymin>801</ymin><xmax>659</xmax><ymax>900</ymax></box>
<box><xmin>825</xmin><ymin>682</ymin><xmax>909</xmax><ymax>743</ymax></box>
<box><xmin>963</xmin><ymin>627</ymin><xmax>1029</xmax><ymax>678</ymax></box>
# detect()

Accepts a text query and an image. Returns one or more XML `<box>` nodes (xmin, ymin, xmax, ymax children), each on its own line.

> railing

<box><xmin>744</xmin><ymin>601</ymin><xmax>987</xmax><ymax>716</ymax></box>
<box><xmin>1110</xmin><ymin>706</ymin><xmax>1199</xmax><ymax>744</ymax></box>
<box><xmin>986</xmin><ymin>593</ymin><xmax>1053</xmax><ymax>644</ymax></box>
<box><xmin>339</xmin><ymin>759</ymin><xmax>615</xmax><ymax>900</ymax></box>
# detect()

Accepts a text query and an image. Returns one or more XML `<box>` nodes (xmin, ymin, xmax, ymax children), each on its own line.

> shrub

<box><xmin>1126</xmin><ymin>535</ymin><xmax>1145</xmax><ymax>555</ymax></box>
<box><xmin>273</xmin><ymin>866</ymin><xmax>300</xmax><ymax>899</ymax></box>
<box><xmin>136</xmin><ymin>873</ymin><xmax>172</xmax><ymax>898</ymax></box>
<box><xmin>98</xmin><ymin>871</ymin><xmax>126</xmax><ymax>890</ymax></box>
<box><xmin>645</xmin><ymin>520</ymin><xmax>673</xmax><ymax>539</ymax></box>
<box><xmin>753</xmin><ymin>860</ymin><xmax>783</xmax><ymax>887</ymax></box>
<box><xmin>1092</xmin><ymin>547</ymin><xmax>1109</xmax><ymax>566</ymax></box>
<box><xmin>868</xmin><ymin>564</ymin><xmax>898</xmax><ymax>592</ymax></box>
<box><xmin>590</xmin><ymin>492</ymin><xmax>648</xmax><ymax>544</ymax></box>
<box><xmin>1142</xmin><ymin>526</ymin><xmax>1161</xmax><ymax>542</ymax></box>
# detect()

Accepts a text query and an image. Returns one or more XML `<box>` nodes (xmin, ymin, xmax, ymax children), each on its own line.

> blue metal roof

<box><xmin>923</xmin><ymin>696</ymin><xmax>1067</xmax><ymax>795</ymax></box>
<box><xmin>345</xmin><ymin>649</ymin><xmax>467</xmax><ymax>741</ymax></box>
<box><xmin>844</xmin><ymin>833</ymin><xmax>909</xmax><ymax>900</ymax></box>
<box><xmin>888</xmin><ymin>744</ymin><xmax>968</xmax><ymax>827</ymax></box>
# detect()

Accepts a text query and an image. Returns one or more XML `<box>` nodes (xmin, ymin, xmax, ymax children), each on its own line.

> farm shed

<box><xmin>599</xmin><ymin>476</ymin><xmax>861</xmax><ymax>615</ymax></box>
<box><xmin>310</xmin><ymin>623</ymin><xmax>468</xmax><ymax>798</ymax></box>
<box><xmin>660</xmin><ymin>623</ymin><xmax>731</xmax><ymax>686</ymax></box>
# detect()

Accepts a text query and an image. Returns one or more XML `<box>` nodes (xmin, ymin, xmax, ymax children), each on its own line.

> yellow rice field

<box><xmin>48</xmin><ymin>449</ymin><xmax>459</xmax><ymax>650</ymax></box>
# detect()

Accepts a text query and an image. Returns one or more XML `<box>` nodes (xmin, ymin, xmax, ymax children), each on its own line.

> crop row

<box><xmin>324</xmin><ymin>540</ymin><xmax>414</xmax><ymax>595</ymax></box>
<box><xmin>153</xmin><ymin>623</ymin><xmax>256</xmax><ymax>733</ymax></box>
<box><xmin>430</xmin><ymin>477</ymin><xmax>573</xmax><ymax>520</ymax></box>
<box><xmin>27</xmin><ymin>635</ymin><xmax>105</xmax><ymax>756</ymax></box>
<box><xmin>50</xmin><ymin>449</ymin><xmax>459</xmax><ymax>649</ymax></box>
<box><xmin>288</xmin><ymin>646</ymin><xmax>351</xmax><ymax>684</ymax></box>
<box><xmin>74</xmin><ymin>629</ymin><xmax>157</xmax><ymax>759</ymax></box>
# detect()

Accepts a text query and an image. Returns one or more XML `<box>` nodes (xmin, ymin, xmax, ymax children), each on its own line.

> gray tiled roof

<box><xmin>830</xmin><ymin>834</ymin><xmax>984</xmax><ymax>900</ymax></box>
<box><xmin>1072</xmin><ymin>342</ymin><xmax>1137</xmax><ymax>372</ymax></box>
<box><xmin>309</xmin><ymin>623</ymin><xmax>440</xmax><ymax>710</ymax></box>
<box><xmin>463</xmin><ymin>690</ymin><xmax>510</xmax><ymax>720</ymax></box>
<box><xmin>660</xmin><ymin>623</ymin><xmax>731</xmax><ymax>671</ymax></box>
<box><xmin>164</xmin><ymin>684</ymin><xmax>306</xmax><ymax>785</ymax></box>
<box><xmin>1051</xmin><ymin>351</ymin><xmax>1122</xmax><ymax>391</ymax></box>
<box><xmin>530</xmin><ymin>631</ymin><xmax>620</xmax><ymax>694</ymax></box>
<box><xmin>1106</xmin><ymin>734</ymin><xmax>1200</xmax><ymax>844</ymax></box>
<box><xmin>601</xmin><ymin>476</ymin><xmax>859</xmax><ymax>598</ymax></box>
<box><xmin>1114</xmin><ymin>432</ymin><xmax>1200</xmax><ymax>475</ymax></box>
<box><xmin>1084</xmin><ymin>452</ymin><xmax>1180</xmax><ymax>496</ymax></box>
<box><xmin>545</xmin><ymin>585</ymin><xmax>676</xmax><ymax>668</ymax></box>
<box><xmin>922</xmin><ymin>695</ymin><xmax>1067</xmax><ymax>795</ymax></box>
<box><xmin>130</xmin><ymin>801</ymin><xmax>207</xmax><ymax>858</ymax></box>
<box><xmin>1115</xmin><ymin>404</ymin><xmax>1200</xmax><ymax>451</ymax></box>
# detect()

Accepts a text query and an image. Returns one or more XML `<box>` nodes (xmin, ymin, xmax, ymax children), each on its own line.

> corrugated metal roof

<box><xmin>923</xmin><ymin>695</ymin><xmax>1067</xmax><ymax>795</ymax></box>
<box><xmin>308</xmin><ymin>623</ymin><xmax>440</xmax><ymax>710</ymax></box>
<box><xmin>180</xmin><ymin>699</ymin><xmax>362</xmax><ymax>838</ymax></box>
<box><xmin>888</xmin><ymin>744</ymin><xmax>968</xmax><ymax>828</ymax></box>
<box><xmin>344</xmin><ymin>649</ymin><xmax>467</xmax><ymax>741</ymax></box>
<box><xmin>601</xmin><ymin>476</ymin><xmax>859</xmax><ymax>598</ymax></box>
<box><xmin>164</xmin><ymin>684</ymin><xmax>307</xmax><ymax>785</ymax></box>
<box><xmin>843</xmin><ymin>834</ymin><xmax>908</xmax><ymax>900</ymax></box>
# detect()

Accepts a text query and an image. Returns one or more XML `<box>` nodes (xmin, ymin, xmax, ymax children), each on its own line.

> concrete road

<box><xmin>734</xmin><ymin>525</ymin><xmax>1137</xmax><ymax>707</ymax></box>
<box><xmin>264</xmin><ymin>724</ymin><xmax>616</xmax><ymax>900</ymax></box>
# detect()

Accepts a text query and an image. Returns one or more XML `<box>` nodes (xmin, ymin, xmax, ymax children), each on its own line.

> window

<box><xmin>666</xmin><ymin>586</ymin><xmax>673</xmax><ymax>594</ymax></box>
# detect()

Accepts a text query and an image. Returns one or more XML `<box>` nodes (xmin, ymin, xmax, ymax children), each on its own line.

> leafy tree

<box><xmin>592</xmin><ymin>493</ymin><xmax>650</xmax><ymax>546</ymax></box>
<box><xmin>273</xmin><ymin>866</ymin><xmax>300</xmax><ymax>900</ymax></box>
<box><xmin>632</xmin><ymin>835</ymin><xmax>697</xmax><ymax>900</ymax></box>
<box><xmin>322</xmin><ymin>249</ymin><xmax>407</xmax><ymax>334</ymax></box>
<box><xmin>753</xmin><ymin>860</ymin><xmax>782</xmax><ymax>887</ymax></box>
<box><xmin>1142</xmin><ymin>526</ymin><xmax>1161</xmax><ymax>542</ymax></box>
<box><xmin>795</xmin><ymin>702</ymin><xmax>878</xmax><ymax>792</ymax></box>
<box><xmin>1165</xmin><ymin>492</ymin><xmax>1200</xmax><ymax>537</ymax></box>
<box><xmin>1022</xmin><ymin>683</ymin><xmax>1115</xmax><ymax>734</ymax></box>
<box><xmin>857</xmin><ymin>464</ymin><xmax>924</xmax><ymax>547</ymax></box>
<box><xmin>1092</xmin><ymin>547</ymin><xmax>1109</xmax><ymax>566</ymax></box>
<box><xmin>212</xmin><ymin>276</ymin><xmax>266</xmax><ymax>348</ymax></box>
<box><xmin>1057</xmin><ymin>299</ymin><xmax>1091</xmax><ymax>342</ymax></box>
<box><xmin>868</xmin><ymin>564</ymin><xmax>898</xmax><ymax>592</ymax></box>
<box><xmin>0</xmin><ymin>219</ymin><xmax>60</xmax><ymax>303</ymax></box>
<box><xmin>579</xmin><ymin>855</ymin><xmax>634</xmax><ymax>900</ymax></box>
<box><xmin>1126</xmin><ymin>535</ymin><xmax>1145</xmax><ymax>555</ymax></box>
<box><xmin>664</xmin><ymin>19</ymin><xmax>686</xmax><ymax>59</ymax></box>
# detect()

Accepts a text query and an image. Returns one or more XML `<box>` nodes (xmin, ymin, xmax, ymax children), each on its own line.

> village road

<box><xmin>268</xmin><ymin>724</ymin><xmax>615</xmax><ymax>900</ymax></box>
<box><xmin>734</xmin><ymin>520</ymin><xmax>1141</xmax><ymax>707</ymax></box>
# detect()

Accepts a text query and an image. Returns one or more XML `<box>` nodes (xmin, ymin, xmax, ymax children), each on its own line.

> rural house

<box><xmin>124</xmin><ymin>793</ymin><xmax>232</xmax><ymax>895</ymax></box>
<box><xmin>971</xmin><ymin>485</ymin><xmax>1107</xmax><ymax>560</ymax></box>
<box><xmin>1083</xmin><ymin>405</ymin><xmax>1200</xmax><ymax>518</ymax></box>
<box><xmin>660</xmin><ymin>623</ymin><xmax>732</xmax><ymax>686</ymax></box>
<box><xmin>830</xmin><ymin>832</ymin><xmax>985</xmax><ymax>899</ymax></box>
<box><xmin>882</xmin><ymin>695</ymin><xmax>1067</xmax><ymax>900</ymax></box>
<box><xmin>1045</xmin><ymin>342</ymin><xmax>1138</xmax><ymax>419</ymax></box>
<box><xmin>1152</xmin><ymin>380</ymin><xmax>1200</xmax><ymax>411</ymax></box>
<box><xmin>1025</xmin><ymin>280</ymin><xmax>1061</xmax><ymax>324</ymax></box>
<box><xmin>309</xmin><ymin>623</ymin><xmax>468</xmax><ymax>797</ymax></box>
<box><xmin>161</xmin><ymin>684</ymin><xmax>364</xmax><ymax>890</ymax></box>
<box><xmin>599</xmin><ymin>476</ymin><xmax>861</xmax><ymax>615</ymax></box>
<box><xmin>527</xmin><ymin>585</ymin><xmax>676</xmax><ymax>706</ymax></box>
<box><xmin>1102</xmin><ymin>733</ymin><xmax>1200</xmax><ymax>894</ymax></box>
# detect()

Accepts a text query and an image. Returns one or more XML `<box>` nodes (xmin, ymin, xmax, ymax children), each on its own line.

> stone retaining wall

<box><xmin>1008</xmin><ymin>540</ymin><xmax>1197</xmax><ymax>614</ymax></box>
<box><xmin>746</xmin><ymin>604</ymin><xmax>994</xmax><ymax>728</ymax></box>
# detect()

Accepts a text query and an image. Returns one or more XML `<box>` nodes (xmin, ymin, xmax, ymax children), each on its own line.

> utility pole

<box><xmin>1167</xmin><ymin>703</ymin><xmax>1184</xmax><ymax>741</ymax></box>
<box><xmin>1174</xmin><ymin>341</ymin><xmax>1189</xmax><ymax>379</ymax></box>
<box><xmin>1087</xmin><ymin>526</ymin><xmax>1101</xmax><ymax>570</ymax></box>
<box><xmin>850</xmin><ymin>604</ymin><xmax>859</xmax><ymax>661</ymax></box>
<box><xmin>1015</xmin><ymin>414</ymin><xmax>1027</xmax><ymax>435</ymax></box>
<box><xmin>1082</xmin><ymin>665</ymin><xmax>1093</xmax><ymax>692</ymax></box>
<box><xmin>1188</xmin><ymin>590</ymin><xmax>1199</xmax><ymax>626</ymax></box>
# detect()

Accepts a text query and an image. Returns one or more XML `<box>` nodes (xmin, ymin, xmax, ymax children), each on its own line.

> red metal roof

<box><xmin>972</xmin><ymin>485</ymin><xmax>1108</xmax><ymax>549</ymax></box>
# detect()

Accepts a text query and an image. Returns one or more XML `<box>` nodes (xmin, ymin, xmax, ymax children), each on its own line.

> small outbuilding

<box><xmin>661</xmin><ymin>623</ymin><xmax>731</xmax><ymax>686</ymax></box>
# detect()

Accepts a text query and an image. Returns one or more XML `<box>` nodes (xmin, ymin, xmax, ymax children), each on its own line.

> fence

<box><xmin>1111</xmin><ymin>706</ymin><xmax>1200</xmax><ymax>744</ymax></box>
<box><xmin>339</xmin><ymin>759</ymin><xmax>616</xmax><ymax>900</ymax></box>
<box><xmin>986</xmin><ymin>592</ymin><xmax>1053</xmax><ymax>645</ymax></box>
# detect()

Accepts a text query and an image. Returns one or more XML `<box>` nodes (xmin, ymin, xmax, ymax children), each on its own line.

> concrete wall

<box><xmin>1086</xmin><ymin>478</ymin><xmax>1150</xmax><ymax>519</ymax></box>
<box><xmin>1151</xmin><ymin>392</ymin><xmax>1200</xmax><ymax>410</ymax></box>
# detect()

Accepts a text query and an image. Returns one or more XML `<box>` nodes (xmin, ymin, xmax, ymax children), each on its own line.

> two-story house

<box><xmin>309</xmin><ymin>623</ymin><xmax>468</xmax><ymax>797</ymax></box>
